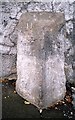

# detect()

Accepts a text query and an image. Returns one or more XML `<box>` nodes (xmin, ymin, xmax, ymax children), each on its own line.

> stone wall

<box><xmin>0</xmin><ymin>0</ymin><xmax>75</xmax><ymax>86</ymax></box>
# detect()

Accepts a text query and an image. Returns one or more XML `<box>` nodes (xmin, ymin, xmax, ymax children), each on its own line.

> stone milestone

<box><xmin>16</xmin><ymin>12</ymin><xmax>66</xmax><ymax>110</ymax></box>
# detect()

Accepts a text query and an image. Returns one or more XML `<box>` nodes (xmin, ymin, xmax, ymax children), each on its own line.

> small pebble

<box><xmin>4</xmin><ymin>97</ymin><xmax>6</xmax><ymax>99</ymax></box>
<box><xmin>64</xmin><ymin>113</ymin><xmax>67</xmax><ymax>116</ymax></box>
<box><xmin>13</xmin><ymin>90</ymin><xmax>16</xmax><ymax>94</ymax></box>
<box><xmin>64</xmin><ymin>104</ymin><xmax>67</xmax><ymax>106</ymax></box>
<box><xmin>6</xmin><ymin>83</ymin><xmax>8</xmax><ymax>85</ymax></box>
<box><xmin>40</xmin><ymin>109</ymin><xmax>42</xmax><ymax>113</ymax></box>
<box><xmin>56</xmin><ymin>103</ymin><xmax>58</xmax><ymax>105</ymax></box>
<box><xmin>70</xmin><ymin>112</ymin><xmax>73</xmax><ymax>115</ymax></box>
<box><xmin>68</xmin><ymin>116</ymin><xmax>72</xmax><ymax>119</ymax></box>
<box><xmin>63</xmin><ymin>111</ymin><xmax>65</xmax><ymax>113</ymax></box>
<box><xmin>55</xmin><ymin>107</ymin><xmax>58</xmax><ymax>110</ymax></box>
<box><xmin>24</xmin><ymin>101</ymin><xmax>30</xmax><ymax>105</ymax></box>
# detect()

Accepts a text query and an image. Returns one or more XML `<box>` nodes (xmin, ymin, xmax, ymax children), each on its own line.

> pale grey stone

<box><xmin>53</xmin><ymin>1</ymin><xmax>65</xmax><ymax>12</ymax></box>
<box><xmin>66</xmin><ymin>21</ymin><xmax>73</xmax><ymax>34</ymax></box>
<box><xmin>10</xmin><ymin>8</ymin><xmax>18</xmax><ymax>19</ymax></box>
<box><xmin>53</xmin><ymin>1</ymin><xmax>73</xmax><ymax>21</ymax></box>
<box><xmin>69</xmin><ymin>47</ymin><xmax>74</xmax><ymax>56</ymax></box>
<box><xmin>1</xmin><ymin>13</ymin><xmax>10</xmax><ymax>27</ymax></box>
<box><xmin>72</xmin><ymin>61</ymin><xmax>75</xmax><ymax>69</ymax></box>
<box><xmin>65</xmin><ymin>3</ymin><xmax>73</xmax><ymax>21</ymax></box>
<box><xmin>64</xmin><ymin>63</ymin><xmax>74</xmax><ymax>83</ymax></box>
<box><xmin>9</xmin><ymin>46</ymin><xmax>17</xmax><ymax>55</ymax></box>
<box><xmin>0</xmin><ymin>0</ymin><xmax>74</xmax><ymax>98</ymax></box>
<box><xmin>27</xmin><ymin>2</ymin><xmax>52</xmax><ymax>12</ymax></box>
<box><xmin>0</xmin><ymin>54</ymin><xmax>16</xmax><ymax>77</ymax></box>
<box><xmin>16</xmin><ymin>12</ymin><xmax>22</xmax><ymax>20</ymax></box>
<box><xmin>16</xmin><ymin>12</ymin><xmax>66</xmax><ymax>110</ymax></box>
<box><xmin>10</xmin><ymin>4</ymin><xmax>21</xmax><ymax>18</ymax></box>
<box><xmin>64</xmin><ymin>38</ymin><xmax>72</xmax><ymax>52</ymax></box>
<box><xmin>0</xmin><ymin>36</ymin><xmax>14</xmax><ymax>47</ymax></box>
<box><xmin>0</xmin><ymin>44</ymin><xmax>10</xmax><ymax>54</ymax></box>
<box><xmin>4</xmin><ymin>20</ymin><xmax>17</xmax><ymax>36</ymax></box>
<box><xmin>0</xmin><ymin>0</ymin><xmax>74</xmax><ymax>2</ymax></box>
<box><xmin>9</xmin><ymin>31</ymin><xmax>18</xmax><ymax>45</ymax></box>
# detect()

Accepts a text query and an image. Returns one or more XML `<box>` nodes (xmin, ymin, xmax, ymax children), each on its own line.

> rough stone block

<box><xmin>16</xmin><ymin>12</ymin><xmax>66</xmax><ymax>110</ymax></box>
<box><xmin>0</xmin><ymin>54</ymin><xmax>16</xmax><ymax>77</ymax></box>
<box><xmin>0</xmin><ymin>44</ymin><xmax>10</xmax><ymax>54</ymax></box>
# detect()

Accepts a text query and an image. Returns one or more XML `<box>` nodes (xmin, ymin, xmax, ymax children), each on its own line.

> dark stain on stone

<box><xmin>44</xmin><ymin>31</ymin><xmax>55</xmax><ymax>60</ymax></box>
<box><xmin>2</xmin><ymin>20</ymin><xmax>8</xmax><ymax>27</ymax></box>
<box><xmin>0</xmin><ymin>32</ymin><xmax>3</xmax><ymax>36</ymax></box>
<box><xmin>28</xmin><ymin>31</ymin><xmax>57</xmax><ymax>61</ymax></box>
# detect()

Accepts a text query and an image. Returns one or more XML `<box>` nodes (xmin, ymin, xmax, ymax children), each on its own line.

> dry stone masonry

<box><xmin>0</xmin><ymin>0</ymin><xmax>75</xmax><ymax>109</ymax></box>
<box><xmin>0</xmin><ymin>1</ymin><xmax>74</xmax><ymax>84</ymax></box>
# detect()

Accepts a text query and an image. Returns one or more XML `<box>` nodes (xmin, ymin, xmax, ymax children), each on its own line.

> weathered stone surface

<box><xmin>9</xmin><ymin>46</ymin><xmax>17</xmax><ymax>55</ymax></box>
<box><xmin>0</xmin><ymin>54</ymin><xmax>16</xmax><ymax>77</ymax></box>
<box><xmin>0</xmin><ymin>0</ymin><xmax>75</xmax><ymax>110</ymax></box>
<box><xmin>27</xmin><ymin>2</ymin><xmax>52</xmax><ymax>12</ymax></box>
<box><xmin>0</xmin><ymin>1</ymin><xmax>75</xmax><ymax>86</ymax></box>
<box><xmin>16</xmin><ymin>12</ymin><xmax>66</xmax><ymax>109</ymax></box>
<box><xmin>9</xmin><ymin>31</ymin><xmax>18</xmax><ymax>45</ymax></box>
<box><xmin>0</xmin><ymin>36</ymin><xmax>14</xmax><ymax>47</ymax></box>
<box><xmin>0</xmin><ymin>44</ymin><xmax>10</xmax><ymax>54</ymax></box>
<box><xmin>4</xmin><ymin>20</ymin><xmax>17</xmax><ymax>37</ymax></box>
